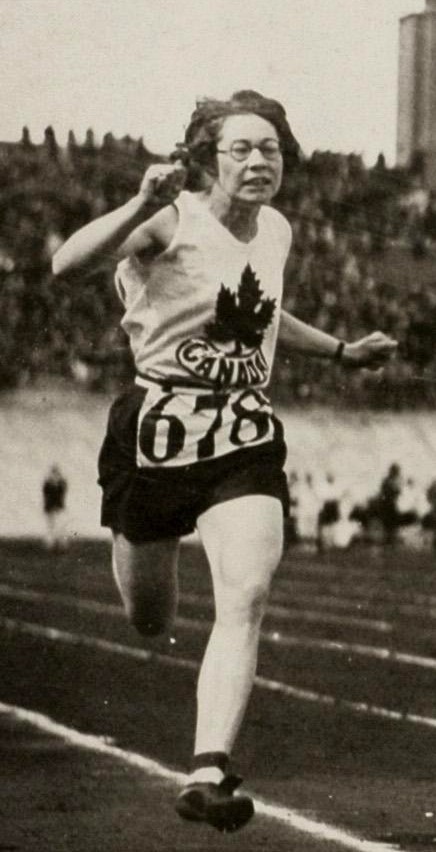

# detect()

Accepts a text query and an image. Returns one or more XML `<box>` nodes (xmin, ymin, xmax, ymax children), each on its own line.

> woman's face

<box><xmin>214</xmin><ymin>113</ymin><xmax>283</xmax><ymax>204</ymax></box>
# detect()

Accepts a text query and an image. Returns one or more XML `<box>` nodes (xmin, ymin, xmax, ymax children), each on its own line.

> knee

<box><xmin>219</xmin><ymin>578</ymin><xmax>272</xmax><ymax>626</ymax></box>
<box><xmin>244</xmin><ymin>581</ymin><xmax>271</xmax><ymax>622</ymax></box>
<box><xmin>216</xmin><ymin>538</ymin><xmax>282</xmax><ymax>626</ymax></box>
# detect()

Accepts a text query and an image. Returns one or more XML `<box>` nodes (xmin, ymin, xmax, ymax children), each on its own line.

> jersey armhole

<box><xmin>162</xmin><ymin>201</ymin><xmax>181</xmax><ymax>253</ymax></box>
<box><xmin>135</xmin><ymin>203</ymin><xmax>180</xmax><ymax>263</ymax></box>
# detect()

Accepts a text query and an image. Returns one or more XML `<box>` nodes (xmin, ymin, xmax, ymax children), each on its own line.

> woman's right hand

<box><xmin>139</xmin><ymin>161</ymin><xmax>186</xmax><ymax>205</ymax></box>
<box><xmin>52</xmin><ymin>161</ymin><xmax>186</xmax><ymax>277</ymax></box>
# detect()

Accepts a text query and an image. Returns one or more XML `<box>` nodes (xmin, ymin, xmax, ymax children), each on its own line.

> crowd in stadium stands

<box><xmin>285</xmin><ymin>464</ymin><xmax>436</xmax><ymax>552</ymax></box>
<box><xmin>1</xmin><ymin>127</ymin><xmax>436</xmax><ymax>406</ymax></box>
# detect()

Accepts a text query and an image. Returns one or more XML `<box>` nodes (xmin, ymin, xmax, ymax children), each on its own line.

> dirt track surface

<box><xmin>1</xmin><ymin>714</ymin><xmax>180</xmax><ymax>852</ymax></box>
<box><xmin>3</xmin><ymin>539</ymin><xmax>436</xmax><ymax>850</ymax></box>
<box><xmin>4</xmin><ymin>715</ymin><xmax>358</xmax><ymax>852</ymax></box>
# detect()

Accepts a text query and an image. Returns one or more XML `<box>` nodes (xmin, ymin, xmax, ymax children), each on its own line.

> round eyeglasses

<box><xmin>216</xmin><ymin>139</ymin><xmax>282</xmax><ymax>162</ymax></box>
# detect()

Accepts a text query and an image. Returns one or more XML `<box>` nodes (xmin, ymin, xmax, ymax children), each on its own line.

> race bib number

<box><xmin>136</xmin><ymin>385</ymin><xmax>275</xmax><ymax>467</ymax></box>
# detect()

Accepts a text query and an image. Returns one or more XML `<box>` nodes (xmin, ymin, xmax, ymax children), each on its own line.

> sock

<box><xmin>187</xmin><ymin>751</ymin><xmax>229</xmax><ymax>786</ymax></box>
<box><xmin>188</xmin><ymin>766</ymin><xmax>224</xmax><ymax>785</ymax></box>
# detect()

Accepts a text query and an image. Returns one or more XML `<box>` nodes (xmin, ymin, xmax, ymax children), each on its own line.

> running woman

<box><xmin>52</xmin><ymin>90</ymin><xmax>397</xmax><ymax>832</ymax></box>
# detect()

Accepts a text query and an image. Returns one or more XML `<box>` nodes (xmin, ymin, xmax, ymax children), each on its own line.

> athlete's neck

<box><xmin>204</xmin><ymin>185</ymin><xmax>260</xmax><ymax>243</ymax></box>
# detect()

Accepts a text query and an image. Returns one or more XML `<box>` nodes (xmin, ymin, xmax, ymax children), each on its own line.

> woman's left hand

<box><xmin>343</xmin><ymin>332</ymin><xmax>398</xmax><ymax>370</ymax></box>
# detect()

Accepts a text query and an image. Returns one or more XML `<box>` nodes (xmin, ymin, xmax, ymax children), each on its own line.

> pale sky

<box><xmin>0</xmin><ymin>0</ymin><xmax>425</xmax><ymax>165</ymax></box>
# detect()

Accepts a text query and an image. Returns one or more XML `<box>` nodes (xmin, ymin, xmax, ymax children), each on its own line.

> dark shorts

<box><xmin>98</xmin><ymin>386</ymin><xmax>289</xmax><ymax>543</ymax></box>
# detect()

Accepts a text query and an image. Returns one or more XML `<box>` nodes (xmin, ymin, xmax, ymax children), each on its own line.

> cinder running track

<box><xmin>2</xmin><ymin>537</ymin><xmax>436</xmax><ymax>852</ymax></box>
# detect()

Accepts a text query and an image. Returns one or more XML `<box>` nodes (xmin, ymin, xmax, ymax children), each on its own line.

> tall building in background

<box><xmin>397</xmin><ymin>0</ymin><xmax>436</xmax><ymax>184</ymax></box>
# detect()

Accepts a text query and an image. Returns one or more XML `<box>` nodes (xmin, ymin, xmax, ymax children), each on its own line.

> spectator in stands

<box><xmin>0</xmin><ymin>127</ymin><xmax>435</xmax><ymax>402</ymax></box>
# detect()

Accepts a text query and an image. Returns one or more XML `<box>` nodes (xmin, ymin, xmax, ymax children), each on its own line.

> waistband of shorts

<box><xmin>135</xmin><ymin>373</ymin><xmax>268</xmax><ymax>396</ymax></box>
<box><xmin>135</xmin><ymin>372</ymin><xmax>217</xmax><ymax>394</ymax></box>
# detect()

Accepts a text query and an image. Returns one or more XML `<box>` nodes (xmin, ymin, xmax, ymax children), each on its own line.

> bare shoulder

<box><xmin>120</xmin><ymin>204</ymin><xmax>179</xmax><ymax>261</ymax></box>
<box><xmin>262</xmin><ymin>206</ymin><xmax>293</xmax><ymax>254</ymax></box>
<box><xmin>265</xmin><ymin>205</ymin><xmax>292</xmax><ymax>236</ymax></box>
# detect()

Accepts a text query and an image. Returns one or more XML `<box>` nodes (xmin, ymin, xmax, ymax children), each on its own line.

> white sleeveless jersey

<box><xmin>114</xmin><ymin>190</ymin><xmax>292</xmax><ymax>467</ymax></box>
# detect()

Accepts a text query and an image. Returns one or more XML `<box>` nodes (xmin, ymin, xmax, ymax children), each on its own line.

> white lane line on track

<box><xmin>281</xmin><ymin>576</ymin><xmax>436</xmax><ymax>608</ymax></box>
<box><xmin>0</xmin><ymin>582</ymin><xmax>434</xmax><ymax>671</ymax></box>
<box><xmin>0</xmin><ymin>701</ymin><xmax>398</xmax><ymax>852</ymax></box>
<box><xmin>0</xmin><ymin>579</ymin><xmax>391</xmax><ymax>633</ymax></box>
<box><xmin>3</xmin><ymin>615</ymin><xmax>436</xmax><ymax>731</ymax></box>
<box><xmin>276</xmin><ymin>580</ymin><xmax>436</xmax><ymax>621</ymax></box>
<box><xmin>182</xmin><ymin>591</ymin><xmax>392</xmax><ymax>633</ymax></box>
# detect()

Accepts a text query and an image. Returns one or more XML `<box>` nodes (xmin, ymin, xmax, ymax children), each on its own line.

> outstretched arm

<box><xmin>51</xmin><ymin>161</ymin><xmax>185</xmax><ymax>276</ymax></box>
<box><xmin>278</xmin><ymin>310</ymin><xmax>398</xmax><ymax>368</ymax></box>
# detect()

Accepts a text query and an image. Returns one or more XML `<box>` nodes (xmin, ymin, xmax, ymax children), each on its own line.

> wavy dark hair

<box><xmin>170</xmin><ymin>90</ymin><xmax>301</xmax><ymax>188</ymax></box>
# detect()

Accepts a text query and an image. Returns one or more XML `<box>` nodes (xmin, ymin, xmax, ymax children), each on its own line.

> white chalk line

<box><xmin>280</xmin><ymin>574</ymin><xmax>436</xmax><ymax>608</ymax></box>
<box><xmin>0</xmin><ymin>700</ymin><xmax>398</xmax><ymax>852</ymax></box>
<box><xmin>3</xmin><ymin>614</ymin><xmax>436</xmax><ymax>732</ymax></box>
<box><xmin>276</xmin><ymin>578</ymin><xmax>436</xmax><ymax>621</ymax></box>
<box><xmin>0</xmin><ymin>577</ymin><xmax>392</xmax><ymax>633</ymax></box>
<box><xmin>182</xmin><ymin>590</ymin><xmax>392</xmax><ymax>633</ymax></box>
<box><xmin>0</xmin><ymin>582</ymin><xmax>434</xmax><ymax>671</ymax></box>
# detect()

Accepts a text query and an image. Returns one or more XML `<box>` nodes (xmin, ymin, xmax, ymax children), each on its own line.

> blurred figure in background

<box><xmin>333</xmin><ymin>486</ymin><xmax>361</xmax><ymax>550</ymax></box>
<box><xmin>422</xmin><ymin>479</ymin><xmax>436</xmax><ymax>551</ymax></box>
<box><xmin>42</xmin><ymin>465</ymin><xmax>68</xmax><ymax>551</ymax></box>
<box><xmin>298</xmin><ymin>472</ymin><xmax>321</xmax><ymax>546</ymax></box>
<box><xmin>316</xmin><ymin>472</ymin><xmax>341</xmax><ymax>551</ymax></box>
<box><xmin>397</xmin><ymin>475</ymin><xmax>426</xmax><ymax>549</ymax></box>
<box><xmin>377</xmin><ymin>462</ymin><xmax>404</xmax><ymax>546</ymax></box>
<box><xmin>284</xmin><ymin>469</ymin><xmax>300</xmax><ymax>546</ymax></box>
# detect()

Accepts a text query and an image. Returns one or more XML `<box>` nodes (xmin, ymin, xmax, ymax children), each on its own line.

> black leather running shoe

<box><xmin>175</xmin><ymin>774</ymin><xmax>254</xmax><ymax>832</ymax></box>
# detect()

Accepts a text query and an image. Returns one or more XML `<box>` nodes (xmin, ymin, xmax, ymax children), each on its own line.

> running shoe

<box><xmin>175</xmin><ymin>773</ymin><xmax>254</xmax><ymax>832</ymax></box>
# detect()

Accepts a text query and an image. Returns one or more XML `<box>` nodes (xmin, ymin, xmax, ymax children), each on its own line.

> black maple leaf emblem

<box><xmin>206</xmin><ymin>264</ymin><xmax>276</xmax><ymax>353</ymax></box>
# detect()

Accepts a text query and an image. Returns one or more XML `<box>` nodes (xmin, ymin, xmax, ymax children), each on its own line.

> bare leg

<box><xmin>192</xmin><ymin>495</ymin><xmax>283</xmax><ymax>781</ymax></box>
<box><xmin>112</xmin><ymin>532</ymin><xmax>180</xmax><ymax>636</ymax></box>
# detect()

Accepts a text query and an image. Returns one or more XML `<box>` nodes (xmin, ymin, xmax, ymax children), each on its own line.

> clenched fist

<box><xmin>139</xmin><ymin>161</ymin><xmax>186</xmax><ymax>205</ymax></box>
